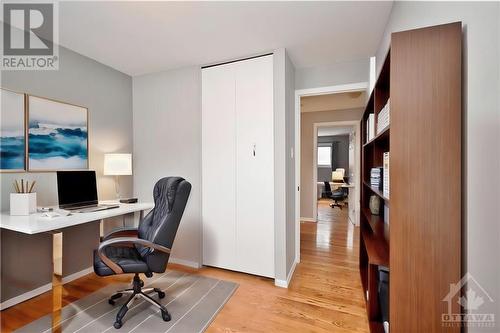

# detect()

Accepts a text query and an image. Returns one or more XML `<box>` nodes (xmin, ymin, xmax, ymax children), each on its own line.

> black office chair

<box><xmin>323</xmin><ymin>181</ymin><xmax>347</xmax><ymax>209</ymax></box>
<box><xmin>93</xmin><ymin>177</ymin><xmax>191</xmax><ymax>329</ymax></box>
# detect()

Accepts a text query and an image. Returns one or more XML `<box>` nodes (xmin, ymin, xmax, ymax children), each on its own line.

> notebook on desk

<box><xmin>57</xmin><ymin>171</ymin><xmax>119</xmax><ymax>212</ymax></box>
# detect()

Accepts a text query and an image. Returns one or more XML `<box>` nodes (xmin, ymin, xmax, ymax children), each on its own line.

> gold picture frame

<box><xmin>27</xmin><ymin>94</ymin><xmax>89</xmax><ymax>172</ymax></box>
<box><xmin>0</xmin><ymin>87</ymin><xmax>27</xmax><ymax>173</ymax></box>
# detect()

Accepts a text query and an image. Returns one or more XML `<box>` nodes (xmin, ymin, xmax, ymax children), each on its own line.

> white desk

<box><xmin>0</xmin><ymin>202</ymin><xmax>153</xmax><ymax>332</ymax></box>
<box><xmin>0</xmin><ymin>202</ymin><xmax>153</xmax><ymax>234</ymax></box>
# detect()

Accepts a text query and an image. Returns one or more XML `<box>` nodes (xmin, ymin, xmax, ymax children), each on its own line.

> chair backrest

<box><xmin>137</xmin><ymin>177</ymin><xmax>191</xmax><ymax>272</ymax></box>
<box><xmin>324</xmin><ymin>181</ymin><xmax>332</xmax><ymax>195</ymax></box>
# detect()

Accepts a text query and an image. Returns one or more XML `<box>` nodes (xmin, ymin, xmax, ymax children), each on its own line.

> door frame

<box><xmin>294</xmin><ymin>82</ymin><xmax>367</xmax><ymax>262</ymax></box>
<box><xmin>312</xmin><ymin>121</ymin><xmax>360</xmax><ymax>224</ymax></box>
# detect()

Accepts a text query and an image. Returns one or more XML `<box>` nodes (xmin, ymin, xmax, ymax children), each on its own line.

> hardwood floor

<box><xmin>0</xmin><ymin>199</ymin><xmax>368</xmax><ymax>332</ymax></box>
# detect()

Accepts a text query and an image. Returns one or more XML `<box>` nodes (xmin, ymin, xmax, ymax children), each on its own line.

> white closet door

<box><xmin>202</xmin><ymin>64</ymin><xmax>237</xmax><ymax>270</ymax></box>
<box><xmin>235</xmin><ymin>55</ymin><xmax>275</xmax><ymax>277</ymax></box>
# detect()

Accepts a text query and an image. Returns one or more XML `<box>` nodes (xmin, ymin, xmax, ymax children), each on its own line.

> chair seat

<box><xmin>93</xmin><ymin>246</ymin><xmax>150</xmax><ymax>276</ymax></box>
<box><xmin>331</xmin><ymin>191</ymin><xmax>346</xmax><ymax>200</ymax></box>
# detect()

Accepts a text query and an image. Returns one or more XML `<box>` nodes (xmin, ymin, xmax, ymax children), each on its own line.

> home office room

<box><xmin>1</xmin><ymin>1</ymin><xmax>499</xmax><ymax>333</ymax></box>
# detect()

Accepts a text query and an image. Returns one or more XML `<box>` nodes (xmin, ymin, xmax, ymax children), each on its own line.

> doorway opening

<box><xmin>294</xmin><ymin>82</ymin><xmax>367</xmax><ymax>262</ymax></box>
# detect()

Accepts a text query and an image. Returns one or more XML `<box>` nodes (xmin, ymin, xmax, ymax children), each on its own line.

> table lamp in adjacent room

<box><xmin>104</xmin><ymin>153</ymin><xmax>136</xmax><ymax>203</ymax></box>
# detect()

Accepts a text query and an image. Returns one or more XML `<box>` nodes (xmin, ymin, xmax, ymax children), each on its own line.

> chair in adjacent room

<box><xmin>93</xmin><ymin>177</ymin><xmax>191</xmax><ymax>329</ymax></box>
<box><xmin>323</xmin><ymin>181</ymin><xmax>347</xmax><ymax>209</ymax></box>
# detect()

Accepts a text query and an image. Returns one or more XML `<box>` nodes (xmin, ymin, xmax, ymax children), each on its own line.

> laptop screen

<box><xmin>57</xmin><ymin>171</ymin><xmax>98</xmax><ymax>208</ymax></box>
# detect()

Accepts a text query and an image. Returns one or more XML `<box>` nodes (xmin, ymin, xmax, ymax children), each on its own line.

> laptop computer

<box><xmin>57</xmin><ymin>171</ymin><xmax>119</xmax><ymax>212</ymax></box>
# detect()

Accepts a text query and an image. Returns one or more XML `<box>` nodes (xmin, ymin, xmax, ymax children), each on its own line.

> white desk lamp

<box><xmin>104</xmin><ymin>153</ymin><xmax>134</xmax><ymax>202</ymax></box>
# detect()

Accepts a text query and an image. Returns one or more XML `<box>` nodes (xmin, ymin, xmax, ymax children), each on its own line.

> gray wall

<box><xmin>0</xmin><ymin>45</ymin><xmax>133</xmax><ymax>302</ymax></box>
<box><xmin>376</xmin><ymin>2</ymin><xmax>500</xmax><ymax>330</ymax></box>
<box><xmin>295</xmin><ymin>59</ymin><xmax>369</xmax><ymax>90</ymax></box>
<box><xmin>132</xmin><ymin>66</ymin><xmax>202</xmax><ymax>268</ymax></box>
<box><xmin>300</xmin><ymin>109</ymin><xmax>363</xmax><ymax>219</ymax></box>
<box><xmin>317</xmin><ymin>134</ymin><xmax>350</xmax><ymax>183</ymax></box>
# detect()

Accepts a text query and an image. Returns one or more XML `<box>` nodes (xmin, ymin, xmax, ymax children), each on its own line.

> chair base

<box><xmin>329</xmin><ymin>201</ymin><xmax>344</xmax><ymax>209</ymax></box>
<box><xmin>108</xmin><ymin>273</ymin><xmax>170</xmax><ymax>329</ymax></box>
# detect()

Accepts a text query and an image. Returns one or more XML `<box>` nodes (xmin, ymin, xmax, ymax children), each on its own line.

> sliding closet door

<box><xmin>235</xmin><ymin>55</ymin><xmax>274</xmax><ymax>277</ymax></box>
<box><xmin>202</xmin><ymin>64</ymin><xmax>237</xmax><ymax>270</ymax></box>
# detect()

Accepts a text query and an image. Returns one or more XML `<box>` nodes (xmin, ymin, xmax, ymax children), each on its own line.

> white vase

<box><xmin>369</xmin><ymin>195</ymin><xmax>381</xmax><ymax>215</ymax></box>
<box><xmin>10</xmin><ymin>193</ymin><xmax>37</xmax><ymax>216</ymax></box>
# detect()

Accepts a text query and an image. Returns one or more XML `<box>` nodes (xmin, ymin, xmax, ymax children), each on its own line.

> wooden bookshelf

<box><xmin>359</xmin><ymin>22</ymin><xmax>462</xmax><ymax>333</ymax></box>
<box><xmin>360</xmin><ymin>49</ymin><xmax>391</xmax><ymax>332</ymax></box>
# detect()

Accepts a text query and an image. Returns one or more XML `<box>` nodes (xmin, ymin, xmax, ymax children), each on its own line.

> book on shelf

<box><xmin>377</xmin><ymin>99</ymin><xmax>390</xmax><ymax>134</ymax></box>
<box><xmin>383</xmin><ymin>152</ymin><xmax>390</xmax><ymax>198</ymax></box>
<box><xmin>367</xmin><ymin>114</ymin><xmax>375</xmax><ymax>141</ymax></box>
<box><xmin>370</xmin><ymin>167</ymin><xmax>383</xmax><ymax>189</ymax></box>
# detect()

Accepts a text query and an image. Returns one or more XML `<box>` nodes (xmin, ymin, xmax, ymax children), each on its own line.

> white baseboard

<box><xmin>62</xmin><ymin>267</ymin><xmax>94</xmax><ymax>284</ymax></box>
<box><xmin>300</xmin><ymin>217</ymin><xmax>316</xmax><ymax>222</ymax></box>
<box><xmin>0</xmin><ymin>282</ymin><xmax>52</xmax><ymax>310</ymax></box>
<box><xmin>0</xmin><ymin>266</ymin><xmax>94</xmax><ymax>310</ymax></box>
<box><xmin>169</xmin><ymin>257</ymin><xmax>201</xmax><ymax>269</ymax></box>
<box><xmin>274</xmin><ymin>259</ymin><xmax>298</xmax><ymax>288</ymax></box>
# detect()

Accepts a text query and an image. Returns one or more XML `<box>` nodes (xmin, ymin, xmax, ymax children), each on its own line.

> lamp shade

<box><xmin>104</xmin><ymin>153</ymin><xmax>132</xmax><ymax>175</ymax></box>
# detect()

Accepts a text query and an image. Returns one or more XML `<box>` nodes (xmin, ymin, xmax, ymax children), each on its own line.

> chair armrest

<box><xmin>98</xmin><ymin>237</ymin><xmax>171</xmax><ymax>274</ymax></box>
<box><xmin>102</xmin><ymin>227</ymin><xmax>138</xmax><ymax>241</ymax></box>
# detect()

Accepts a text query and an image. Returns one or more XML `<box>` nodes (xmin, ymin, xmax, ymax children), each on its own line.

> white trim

<box><xmin>0</xmin><ymin>266</ymin><xmax>94</xmax><ymax>310</ymax></box>
<box><xmin>312</xmin><ymin>121</ymin><xmax>360</xmax><ymax>223</ymax></box>
<box><xmin>295</xmin><ymin>82</ymin><xmax>368</xmax><ymax>98</ymax></box>
<box><xmin>62</xmin><ymin>267</ymin><xmax>93</xmax><ymax>284</ymax></box>
<box><xmin>300</xmin><ymin>217</ymin><xmax>316</xmax><ymax>222</ymax></box>
<box><xmin>294</xmin><ymin>82</ymin><xmax>367</xmax><ymax>264</ymax></box>
<box><xmin>169</xmin><ymin>257</ymin><xmax>202</xmax><ymax>269</ymax></box>
<box><xmin>0</xmin><ymin>282</ymin><xmax>52</xmax><ymax>310</ymax></box>
<box><xmin>274</xmin><ymin>258</ymin><xmax>298</xmax><ymax>288</ymax></box>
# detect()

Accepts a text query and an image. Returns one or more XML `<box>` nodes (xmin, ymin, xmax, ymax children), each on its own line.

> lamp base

<box><xmin>119</xmin><ymin>198</ymin><xmax>138</xmax><ymax>204</ymax></box>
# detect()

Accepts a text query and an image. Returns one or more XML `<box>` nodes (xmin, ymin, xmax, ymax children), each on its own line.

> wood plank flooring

<box><xmin>0</xmin><ymin>199</ymin><xmax>368</xmax><ymax>332</ymax></box>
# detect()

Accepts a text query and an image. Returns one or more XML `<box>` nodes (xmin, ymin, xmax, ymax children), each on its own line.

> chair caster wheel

<box><xmin>161</xmin><ymin>309</ymin><xmax>171</xmax><ymax>322</ymax></box>
<box><xmin>158</xmin><ymin>291</ymin><xmax>165</xmax><ymax>299</ymax></box>
<box><xmin>109</xmin><ymin>299</ymin><xmax>115</xmax><ymax>305</ymax></box>
<box><xmin>114</xmin><ymin>321</ymin><xmax>122</xmax><ymax>329</ymax></box>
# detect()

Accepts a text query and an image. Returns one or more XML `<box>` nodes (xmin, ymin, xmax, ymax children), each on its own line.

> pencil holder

<box><xmin>10</xmin><ymin>193</ymin><xmax>37</xmax><ymax>216</ymax></box>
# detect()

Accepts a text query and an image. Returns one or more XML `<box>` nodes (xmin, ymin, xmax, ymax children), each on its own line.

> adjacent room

<box><xmin>0</xmin><ymin>2</ymin><xmax>499</xmax><ymax>333</ymax></box>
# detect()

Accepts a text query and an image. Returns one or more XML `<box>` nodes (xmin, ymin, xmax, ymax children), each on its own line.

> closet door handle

<box><xmin>252</xmin><ymin>144</ymin><xmax>256</xmax><ymax>157</ymax></box>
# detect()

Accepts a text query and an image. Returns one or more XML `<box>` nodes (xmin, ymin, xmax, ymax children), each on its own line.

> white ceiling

<box><xmin>58</xmin><ymin>1</ymin><xmax>393</xmax><ymax>76</ymax></box>
<box><xmin>301</xmin><ymin>91</ymin><xmax>366</xmax><ymax>113</ymax></box>
<box><xmin>318</xmin><ymin>126</ymin><xmax>353</xmax><ymax>137</ymax></box>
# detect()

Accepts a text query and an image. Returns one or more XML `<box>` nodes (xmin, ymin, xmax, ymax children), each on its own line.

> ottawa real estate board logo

<box><xmin>2</xmin><ymin>1</ymin><xmax>59</xmax><ymax>70</ymax></box>
<box><xmin>442</xmin><ymin>273</ymin><xmax>495</xmax><ymax>328</ymax></box>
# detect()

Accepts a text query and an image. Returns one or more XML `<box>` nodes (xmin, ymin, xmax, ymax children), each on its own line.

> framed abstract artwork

<box><xmin>0</xmin><ymin>88</ymin><xmax>26</xmax><ymax>172</ymax></box>
<box><xmin>27</xmin><ymin>95</ymin><xmax>88</xmax><ymax>171</ymax></box>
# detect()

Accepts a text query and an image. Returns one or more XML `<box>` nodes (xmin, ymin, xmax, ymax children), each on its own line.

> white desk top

<box><xmin>317</xmin><ymin>181</ymin><xmax>354</xmax><ymax>188</ymax></box>
<box><xmin>0</xmin><ymin>202</ymin><xmax>154</xmax><ymax>234</ymax></box>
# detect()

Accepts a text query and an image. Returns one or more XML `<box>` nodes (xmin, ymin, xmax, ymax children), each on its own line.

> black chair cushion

<box><xmin>331</xmin><ymin>190</ymin><xmax>346</xmax><ymax>200</ymax></box>
<box><xmin>93</xmin><ymin>246</ymin><xmax>150</xmax><ymax>277</ymax></box>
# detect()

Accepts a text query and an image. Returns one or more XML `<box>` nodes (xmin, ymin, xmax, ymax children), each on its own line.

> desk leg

<box><xmin>51</xmin><ymin>231</ymin><xmax>63</xmax><ymax>333</ymax></box>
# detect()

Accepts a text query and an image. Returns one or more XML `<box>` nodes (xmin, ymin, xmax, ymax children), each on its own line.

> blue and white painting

<box><xmin>28</xmin><ymin>96</ymin><xmax>88</xmax><ymax>170</ymax></box>
<box><xmin>0</xmin><ymin>89</ymin><xmax>25</xmax><ymax>171</ymax></box>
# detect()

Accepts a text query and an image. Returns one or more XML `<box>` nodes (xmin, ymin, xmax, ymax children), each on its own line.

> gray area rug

<box><xmin>15</xmin><ymin>270</ymin><xmax>238</xmax><ymax>333</ymax></box>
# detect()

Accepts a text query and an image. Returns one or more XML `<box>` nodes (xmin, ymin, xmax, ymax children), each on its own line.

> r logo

<box><xmin>3</xmin><ymin>3</ymin><xmax>54</xmax><ymax>56</ymax></box>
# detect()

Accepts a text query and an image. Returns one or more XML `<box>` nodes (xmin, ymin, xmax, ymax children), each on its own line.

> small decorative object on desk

<box><xmin>369</xmin><ymin>195</ymin><xmax>381</xmax><ymax>215</ymax></box>
<box><xmin>10</xmin><ymin>179</ymin><xmax>37</xmax><ymax>216</ymax></box>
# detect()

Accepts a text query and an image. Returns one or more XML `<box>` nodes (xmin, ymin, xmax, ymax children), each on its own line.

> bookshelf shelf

<box><xmin>363</xmin><ymin>126</ymin><xmax>390</xmax><ymax>148</ymax></box>
<box><xmin>361</xmin><ymin>227</ymin><xmax>389</xmax><ymax>267</ymax></box>
<box><xmin>363</xmin><ymin>181</ymin><xmax>389</xmax><ymax>204</ymax></box>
